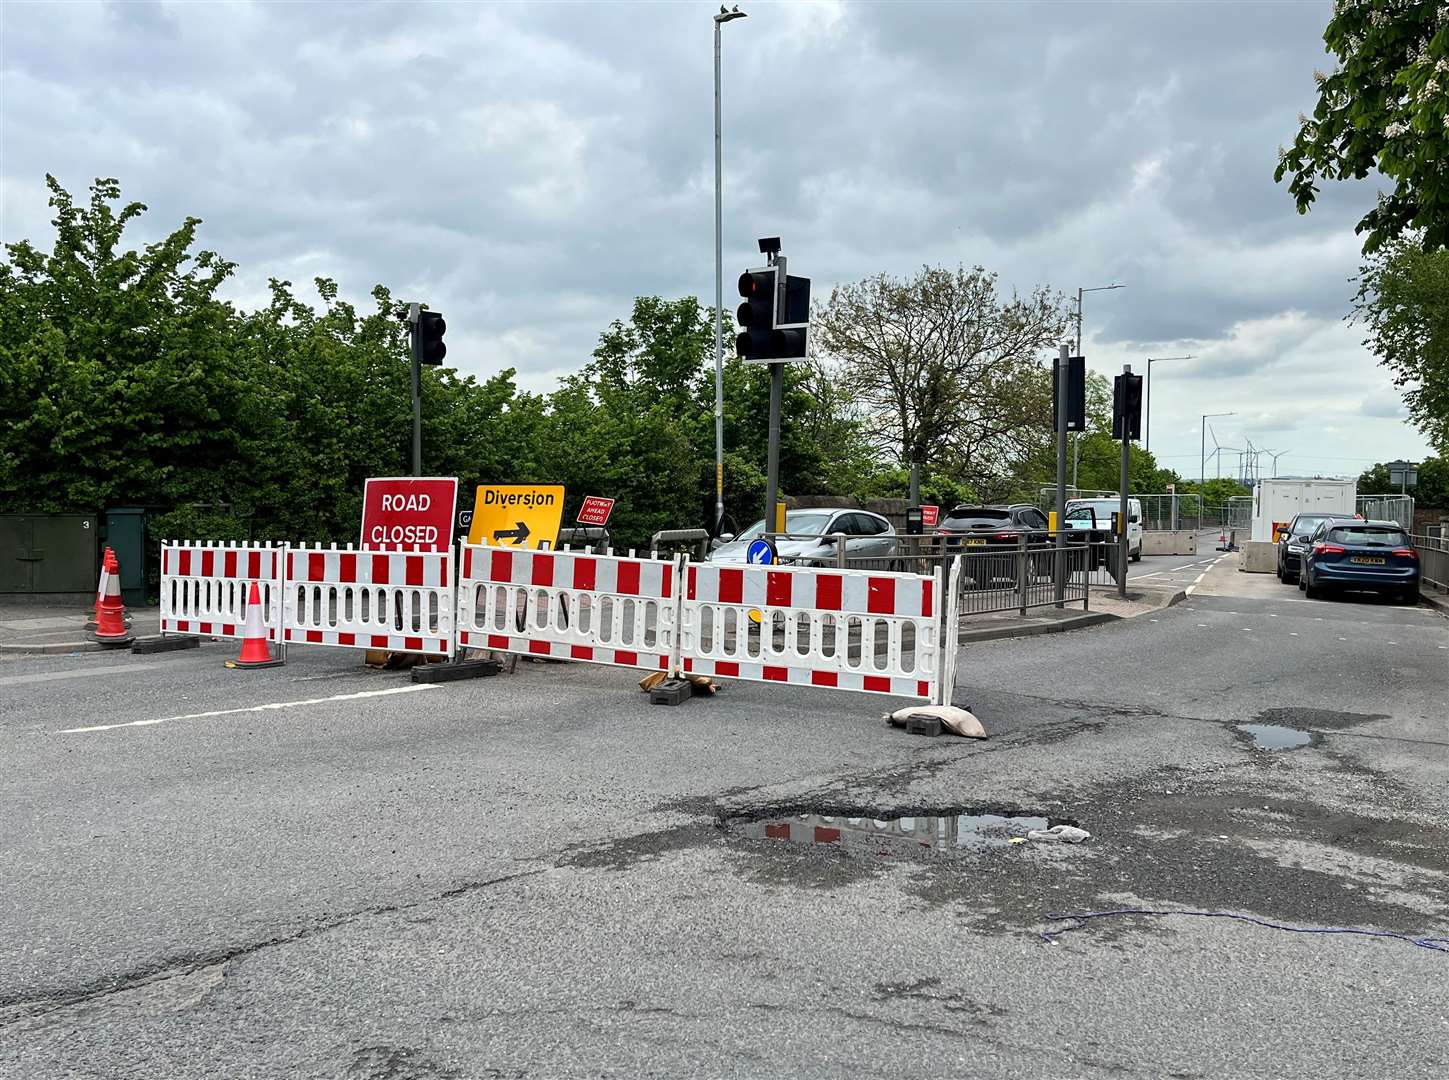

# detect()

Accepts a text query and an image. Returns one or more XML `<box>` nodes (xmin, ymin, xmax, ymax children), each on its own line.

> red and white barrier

<box><xmin>678</xmin><ymin>561</ymin><xmax>950</xmax><ymax>701</ymax></box>
<box><xmin>282</xmin><ymin>544</ymin><xmax>454</xmax><ymax>656</ymax></box>
<box><xmin>160</xmin><ymin>541</ymin><xmax>283</xmax><ymax>641</ymax></box>
<box><xmin>455</xmin><ymin>544</ymin><xmax>681</xmax><ymax>673</ymax></box>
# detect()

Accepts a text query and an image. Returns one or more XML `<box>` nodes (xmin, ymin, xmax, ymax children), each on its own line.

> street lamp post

<box><xmin>1143</xmin><ymin>354</ymin><xmax>1194</xmax><ymax>453</ymax></box>
<box><xmin>712</xmin><ymin>6</ymin><xmax>746</xmax><ymax>536</ymax></box>
<box><xmin>1071</xmin><ymin>283</ymin><xmax>1125</xmax><ymax>490</ymax></box>
<box><xmin>1200</xmin><ymin>411</ymin><xmax>1236</xmax><ymax>489</ymax></box>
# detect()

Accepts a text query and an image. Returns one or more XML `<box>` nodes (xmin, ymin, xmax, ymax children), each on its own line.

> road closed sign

<box><xmin>466</xmin><ymin>485</ymin><xmax>566</xmax><ymax>548</ymax></box>
<box><xmin>361</xmin><ymin>477</ymin><xmax>457</xmax><ymax>551</ymax></box>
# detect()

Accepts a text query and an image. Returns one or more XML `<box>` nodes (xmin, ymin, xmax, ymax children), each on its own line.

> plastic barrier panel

<box><xmin>679</xmin><ymin>561</ymin><xmax>948</xmax><ymax>701</ymax></box>
<box><xmin>456</xmin><ymin>545</ymin><xmax>680</xmax><ymax>672</ymax></box>
<box><xmin>283</xmin><ymin>544</ymin><xmax>454</xmax><ymax>656</ymax></box>
<box><xmin>160</xmin><ymin>541</ymin><xmax>283</xmax><ymax>641</ymax></box>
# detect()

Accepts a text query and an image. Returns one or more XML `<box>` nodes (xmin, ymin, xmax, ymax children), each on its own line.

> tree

<box><xmin>1360</xmin><ymin>456</ymin><xmax>1449</xmax><ymax>505</ymax></box>
<box><xmin>1275</xmin><ymin>3</ymin><xmax>1449</xmax><ymax>253</ymax></box>
<box><xmin>814</xmin><ymin>265</ymin><xmax>1069</xmax><ymax>492</ymax></box>
<box><xmin>1353</xmin><ymin>241</ymin><xmax>1449</xmax><ymax>455</ymax></box>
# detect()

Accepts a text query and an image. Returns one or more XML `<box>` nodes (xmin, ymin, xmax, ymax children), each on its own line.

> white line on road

<box><xmin>56</xmin><ymin>685</ymin><xmax>441</xmax><ymax>734</ymax></box>
<box><xmin>0</xmin><ymin>660</ymin><xmax>186</xmax><ymax>688</ymax></box>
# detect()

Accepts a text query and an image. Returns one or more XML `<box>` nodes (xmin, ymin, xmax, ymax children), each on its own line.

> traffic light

<box><xmin>418</xmin><ymin>310</ymin><xmax>447</xmax><ymax>366</ymax></box>
<box><xmin>1052</xmin><ymin>355</ymin><xmax>1086</xmax><ymax>432</ymax></box>
<box><xmin>1113</xmin><ymin>371</ymin><xmax>1143</xmax><ymax>441</ymax></box>
<box><xmin>736</xmin><ymin>269</ymin><xmax>776</xmax><ymax>361</ymax></box>
<box><xmin>735</xmin><ymin>268</ymin><xmax>811</xmax><ymax>363</ymax></box>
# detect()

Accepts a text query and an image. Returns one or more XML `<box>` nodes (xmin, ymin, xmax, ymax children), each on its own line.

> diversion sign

<box><xmin>466</xmin><ymin>485</ymin><xmax>566</xmax><ymax>548</ymax></box>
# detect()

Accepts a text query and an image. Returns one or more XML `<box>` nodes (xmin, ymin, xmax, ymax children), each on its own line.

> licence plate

<box><xmin>1351</xmin><ymin>556</ymin><xmax>1386</xmax><ymax>565</ymax></box>
<box><xmin>966</xmin><ymin>539</ymin><xmax>986</xmax><ymax>547</ymax></box>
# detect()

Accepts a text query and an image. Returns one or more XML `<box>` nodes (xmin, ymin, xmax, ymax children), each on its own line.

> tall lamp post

<box><xmin>1200</xmin><ymin>411</ymin><xmax>1236</xmax><ymax>489</ymax></box>
<box><xmin>712</xmin><ymin>5</ymin><xmax>747</xmax><ymax>534</ymax></box>
<box><xmin>1072</xmin><ymin>283</ymin><xmax>1125</xmax><ymax>490</ymax></box>
<box><xmin>1143</xmin><ymin>354</ymin><xmax>1194</xmax><ymax>453</ymax></box>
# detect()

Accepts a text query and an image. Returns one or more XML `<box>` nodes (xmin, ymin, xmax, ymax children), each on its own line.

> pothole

<box><xmin>1236</xmin><ymin>723</ymin><xmax>1313</xmax><ymax>751</ymax></box>
<box><xmin>721</xmin><ymin>807</ymin><xmax>1078</xmax><ymax>861</ymax></box>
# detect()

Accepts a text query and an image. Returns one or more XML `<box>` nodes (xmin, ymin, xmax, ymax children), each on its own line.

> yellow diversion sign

<box><xmin>466</xmin><ymin>485</ymin><xmax>566</xmax><ymax>548</ymax></box>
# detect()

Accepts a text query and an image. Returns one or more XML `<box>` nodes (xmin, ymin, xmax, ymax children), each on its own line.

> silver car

<box><xmin>708</xmin><ymin>508</ymin><xmax>897</xmax><ymax>566</ymax></box>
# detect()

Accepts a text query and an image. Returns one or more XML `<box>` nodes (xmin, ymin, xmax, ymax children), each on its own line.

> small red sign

<box><xmin>920</xmin><ymin>504</ymin><xmax>940</xmax><ymax>528</ymax></box>
<box><xmin>360</xmin><ymin>477</ymin><xmax>458</xmax><ymax>551</ymax></box>
<box><xmin>576</xmin><ymin>496</ymin><xmax>615</xmax><ymax>527</ymax></box>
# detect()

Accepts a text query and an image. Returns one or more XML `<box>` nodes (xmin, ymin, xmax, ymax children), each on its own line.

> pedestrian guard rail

<box><xmin>162</xmin><ymin>539</ymin><xmax>960</xmax><ymax>703</ymax></box>
<box><xmin>160</xmin><ymin>541</ymin><xmax>283</xmax><ymax>641</ymax></box>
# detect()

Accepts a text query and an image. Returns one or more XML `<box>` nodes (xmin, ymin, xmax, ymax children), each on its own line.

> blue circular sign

<box><xmin>746</xmin><ymin>539</ymin><xmax>777</xmax><ymax>565</ymax></box>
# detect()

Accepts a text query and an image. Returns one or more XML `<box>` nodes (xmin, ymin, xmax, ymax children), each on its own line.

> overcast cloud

<box><xmin>1</xmin><ymin>0</ymin><xmax>1433</xmax><ymax>479</ymax></box>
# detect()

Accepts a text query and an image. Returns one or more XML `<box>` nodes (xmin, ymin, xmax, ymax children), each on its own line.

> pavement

<box><xmin>0</xmin><ymin>604</ymin><xmax>159</xmax><ymax>654</ymax></box>
<box><xmin>2</xmin><ymin>549</ymin><xmax>1448</xmax><ymax>1079</ymax></box>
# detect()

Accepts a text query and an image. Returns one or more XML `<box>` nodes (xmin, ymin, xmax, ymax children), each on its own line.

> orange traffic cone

<box><xmin>92</xmin><ymin>548</ymin><xmax>133</xmax><ymax>647</ymax></box>
<box><xmin>226</xmin><ymin>582</ymin><xmax>283</xmax><ymax>669</ymax></box>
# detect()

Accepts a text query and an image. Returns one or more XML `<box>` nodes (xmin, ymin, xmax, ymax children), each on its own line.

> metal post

<box><xmin>908</xmin><ymin>462</ymin><xmax>921</xmax><ymax>506</ymax></box>
<box><xmin>763</xmin><ymin>252</ymin><xmax>785</xmax><ymax>539</ymax></box>
<box><xmin>1200</xmin><ymin>415</ymin><xmax>1206</xmax><ymax>490</ymax></box>
<box><xmin>1145</xmin><ymin>359</ymin><xmax>1152</xmax><ymax>453</ymax></box>
<box><xmin>1017</xmin><ymin>532</ymin><xmax>1028</xmax><ymax>616</ymax></box>
<box><xmin>712</xmin><ymin>18</ymin><xmax>725</xmax><ymax>533</ymax></box>
<box><xmin>409</xmin><ymin>302</ymin><xmax>422</xmax><ymax>476</ymax></box>
<box><xmin>1054</xmin><ymin>342</ymin><xmax>1069</xmax><ymax>608</ymax></box>
<box><xmin>1119</xmin><ymin>364</ymin><xmax>1131</xmax><ymax>599</ymax></box>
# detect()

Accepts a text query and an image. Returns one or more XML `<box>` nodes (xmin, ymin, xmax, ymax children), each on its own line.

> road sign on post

<box><xmin>920</xmin><ymin>505</ymin><xmax>940</xmax><ymax>528</ymax></box>
<box><xmin>361</xmin><ymin>477</ymin><xmax>458</xmax><ymax>551</ymax></box>
<box><xmin>466</xmin><ymin>485</ymin><xmax>566</xmax><ymax>549</ymax></box>
<box><xmin>576</xmin><ymin>496</ymin><xmax>616</xmax><ymax>528</ymax></box>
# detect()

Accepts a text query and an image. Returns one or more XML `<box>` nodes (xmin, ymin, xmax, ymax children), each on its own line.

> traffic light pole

<box><xmin>763</xmin><ymin>252</ymin><xmax>785</xmax><ymax>538</ymax></box>
<box><xmin>1119</xmin><ymin>363</ymin><xmax>1131</xmax><ymax>599</ymax></box>
<box><xmin>1054</xmin><ymin>343</ymin><xmax>1068</xmax><ymax>608</ymax></box>
<box><xmin>409</xmin><ymin>302</ymin><xmax>422</xmax><ymax>477</ymax></box>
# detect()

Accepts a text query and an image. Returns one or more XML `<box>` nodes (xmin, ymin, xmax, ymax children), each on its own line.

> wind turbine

<box><xmin>1208</xmin><ymin>426</ymin><xmax>1239</xmax><ymax>481</ymax></box>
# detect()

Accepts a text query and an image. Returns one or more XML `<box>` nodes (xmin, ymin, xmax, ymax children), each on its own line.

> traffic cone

<box><xmin>92</xmin><ymin>548</ymin><xmax>133</xmax><ymax>647</ymax></box>
<box><xmin>226</xmin><ymin>582</ymin><xmax>283</xmax><ymax>668</ymax></box>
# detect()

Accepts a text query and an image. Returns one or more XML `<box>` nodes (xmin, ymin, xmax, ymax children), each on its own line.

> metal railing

<box><xmin>1358</xmin><ymin>495</ymin><xmax>1414</xmax><ymax>531</ymax></box>
<box><xmin>1412</xmin><ymin>533</ymin><xmax>1448</xmax><ymax>592</ymax></box>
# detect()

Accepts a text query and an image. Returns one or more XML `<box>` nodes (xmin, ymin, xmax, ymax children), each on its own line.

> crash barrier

<box><xmin>456</xmin><ymin>544</ymin><xmax>679</xmax><ymax>673</ymax></box>
<box><xmin>283</xmin><ymin>544</ymin><xmax>454</xmax><ymax>656</ymax></box>
<box><xmin>160</xmin><ymin>541</ymin><xmax>284</xmax><ymax>641</ymax></box>
<box><xmin>677</xmin><ymin>559</ymin><xmax>955</xmax><ymax>702</ymax></box>
<box><xmin>1412</xmin><ymin>534</ymin><xmax>1448</xmax><ymax>592</ymax></box>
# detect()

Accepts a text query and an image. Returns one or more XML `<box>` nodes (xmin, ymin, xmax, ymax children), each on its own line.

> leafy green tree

<box><xmin>1276</xmin><ymin>2</ymin><xmax>1449</xmax><ymax>253</ymax></box>
<box><xmin>1353</xmin><ymin>241</ymin><xmax>1449</xmax><ymax>455</ymax></box>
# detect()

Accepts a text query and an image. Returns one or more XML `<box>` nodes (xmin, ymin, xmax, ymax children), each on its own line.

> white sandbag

<box><xmin>1026</xmin><ymin>824</ymin><xmax>1090</xmax><ymax>843</ymax></box>
<box><xmin>882</xmin><ymin>704</ymin><xmax>987</xmax><ymax>739</ymax></box>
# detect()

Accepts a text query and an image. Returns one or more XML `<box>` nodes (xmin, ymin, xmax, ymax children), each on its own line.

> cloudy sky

<box><xmin>1</xmin><ymin>0</ymin><xmax>1433</xmax><ymax>480</ymax></box>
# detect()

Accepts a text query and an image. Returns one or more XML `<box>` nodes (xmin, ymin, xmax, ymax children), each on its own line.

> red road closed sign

<box><xmin>360</xmin><ymin>477</ymin><xmax>458</xmax><ymax>551</ymax></box>
<box><xmin>920</xmin><ymin>504</ymin><xmax>940</xmax><ymax>528</ymax></box>
<box><xmin>576</xmin><ymin>496</ymin><xmax>616</xmax><ymax>527</ymax></box>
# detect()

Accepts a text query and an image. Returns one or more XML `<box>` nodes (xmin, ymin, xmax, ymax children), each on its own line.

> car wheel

<box><xmin>1399</xmin><ymin>587</ymin><xmax>1419</xmax><ymax>606</ymax></box>
<box><xmin>1304</xmin><ymin>571</ymin><xmax>1323</xmax><ymax>600</ymax></box>
<box><xmin>1284</xmin><ymin>571</ymin><xmax>1298</xmax><ymax>585</ymax></box>
<box><xmin>1130</xmin><ymin>546</ymin><xmax>1141</xmax><ymax>562</ymax></box>
<box><xmin>1276</xmin><ymin>561</ymin><xmax>1284</xmax><ymax>581</ymax></box>
<box><xmin>1297</xmin><ymin>569</ymin><xmax>1307</xmax><ymax>591</ymax></box>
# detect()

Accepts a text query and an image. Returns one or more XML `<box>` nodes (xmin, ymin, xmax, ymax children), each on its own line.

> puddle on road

<box><xmin>1236</xmin><ymin>723</ymin><xmax>1312</xmax><ymax>750</ymax></box>
<box><xmin>726</xmin><ymin>809</ymin><xmax>1069</xmax><ymax>861</ymax></box>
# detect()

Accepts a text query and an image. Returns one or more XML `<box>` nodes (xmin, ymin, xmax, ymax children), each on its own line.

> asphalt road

<box><xmin>2</xmin><ymin>560</ymin><xmax>1446</xmax><ymax>1079</ymax></box>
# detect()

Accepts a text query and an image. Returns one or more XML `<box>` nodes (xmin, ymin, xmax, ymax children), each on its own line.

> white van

<box><xmin>1065</xmin><ymin>497</ymin><xmax>1143</xmax><ymax>561</ymax></box>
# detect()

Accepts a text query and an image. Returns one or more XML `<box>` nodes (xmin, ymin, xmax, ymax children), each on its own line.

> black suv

<box><xmin>1276</xmin><ymin>512</ymin><xmax>1358</xmax><ymax>584</ymax></box>
<box><xmin>936</xmin><ymin>504</ymin><xmax>1051</xmax><ymax>552</ymax></box>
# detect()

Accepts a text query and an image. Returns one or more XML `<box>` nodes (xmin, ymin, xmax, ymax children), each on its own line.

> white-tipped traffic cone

<box><xmin>225</xmin><ymin>582</ymin><xmax>283</xmax><ymax>669</ymax></box>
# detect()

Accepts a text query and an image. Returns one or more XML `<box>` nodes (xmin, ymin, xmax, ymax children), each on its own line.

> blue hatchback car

<box><xmin>1300</xmin><ymin>519</ymin><xmax>1420</xmax><ymax>603</ymax></box>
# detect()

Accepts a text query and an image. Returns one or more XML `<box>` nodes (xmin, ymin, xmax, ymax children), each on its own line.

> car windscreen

<box><xmin>1292</xmin><ymin>515</ymin><xmax>1340</xmax><ymax>535</ymax></box>
<box><xmin>1327</xmin><ymin>526</ymin><xmax>1408</xmax><ymax>547</ymax></box>
<box><xmin>941</xmin><ymin>509</ymin><xmax>1011</xmax><ymax>529</ymax></box>
<box><xmin>735</xmin><ymin>511</ymin><xmax>835</xmax><ymax>541</ymax></box>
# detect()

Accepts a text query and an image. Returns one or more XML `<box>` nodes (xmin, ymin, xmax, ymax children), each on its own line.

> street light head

<box><xmin>715</xmin><ymin>6</ymin><xmax>746</xmax><ymax>22</ymax></box>
<box><xmin>757</xmin><ymin>236</ymin><xmax>781</xmax><ymax>255</ymax></box>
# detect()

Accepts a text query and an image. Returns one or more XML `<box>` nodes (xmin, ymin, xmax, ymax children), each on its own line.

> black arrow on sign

<box><xmin>493</xmin><ymin>521</ymin><xmax>531</xmax><ymax>545</ymax></box>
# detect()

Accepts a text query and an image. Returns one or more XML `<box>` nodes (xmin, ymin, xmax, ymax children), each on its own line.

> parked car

<box><xmin>1276</xmin><ymin>512</ymin><xmax>1357</xmax><ymax>584</ymax></box>
<box><xmin>936</xmin><ymin>504</ymin><xmax>1050</xmax><ymax>553</ymax></box>
<box><xmin>707</xmin><ymin>508</ymin><xmax>897</xmax><ymax>566</ymax></box>
<box><xmin>1298</xmin><ymin>519</ymin><xmax>1419</xmax><ymax>603</ymax></box>
<box><xmin>1066</xmin><ymin>497</ymin><xmax>1143</xmax><ymax>561</ymax></box>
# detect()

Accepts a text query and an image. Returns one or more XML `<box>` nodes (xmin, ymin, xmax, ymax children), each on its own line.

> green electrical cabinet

<box><xmin>103</xmin><ymin>507</ymin><xmax>148</xmax><ymax>606</ymax></box>
<box><xmin>0</xmin><ymin>514</ymin><xmax>100</xmax><ymax>602</ymax></box>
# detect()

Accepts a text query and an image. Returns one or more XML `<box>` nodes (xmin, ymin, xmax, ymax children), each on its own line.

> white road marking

<box><xmin>1197</xmin><ymin>624</ymin><xmax>1207</xmax><ymax>628</ymax></box>
<box><xmin>0</xmin><ymin>661</ymin><xmax>185</xmax><ymax>688</ymax></box>
<box><xmin>1268</xmin><ymin>614</ymin><xmax>1278</xmax><ymax>618</ymax></box>
<box><xmin>56</xmin><ymin>685</ymin><xmax>441</xmax><ymax>734</ymax></box>
<box><xmin>1289</xmin><ymin>632</ymin><xmax>1299</xmax><ymax>636</ymax></box>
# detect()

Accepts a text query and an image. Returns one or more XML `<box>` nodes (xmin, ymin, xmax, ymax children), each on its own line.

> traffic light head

<box><xmin>735</xmin><ymin>269</ymin><xmax>776</xmax><ymax>361</ymax></box>
<box><xmin>419</xmin><ymin>310</ymin><xmax>447</xmax><ymax>366</ymax></box>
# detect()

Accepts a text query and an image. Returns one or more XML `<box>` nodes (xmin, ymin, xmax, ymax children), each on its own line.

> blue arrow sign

<box><xmin>746</xmin><ymin>539</ymin><xmax>776</xmax><ymax>565</ymax></box>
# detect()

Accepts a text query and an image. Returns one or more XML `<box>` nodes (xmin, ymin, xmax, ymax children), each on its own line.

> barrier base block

<box><xmin>649</xmin><ymin>678</ymin><xmax>693</xmax><ymax>706</ymax></box>
<box><xmin>226</xmin><ymin>657</ymin><xmax>285</xmax><ymax>669</ymax></box>
<box><xmin>412</xmin><ymin>658</ymin><xmax>502</xmax><ymax>683</ymax></box>
<box><xmin>88</xmin><ymin>632</ymin><xmax>135</xmax><ymax>649</ymax></box>
<box><xmin>133</xmin><ymin>636</ymin><xmax>201</xmax><ymax>655</ymax></box>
